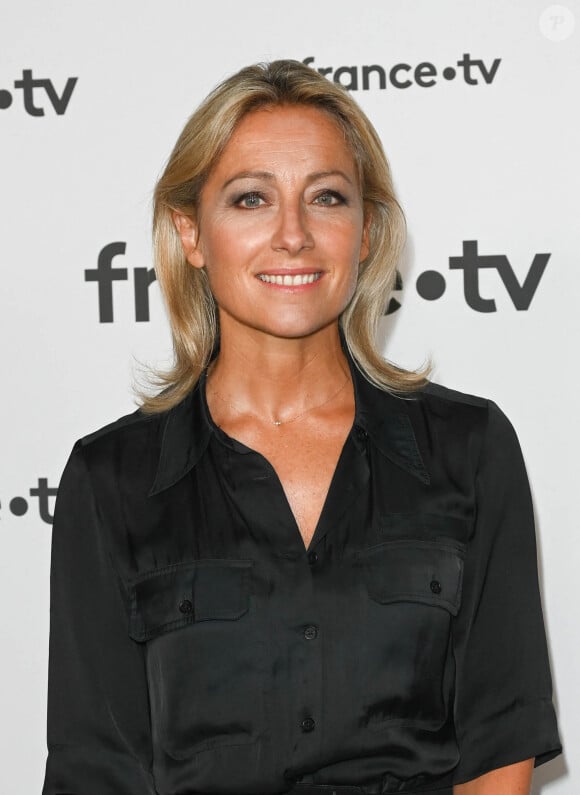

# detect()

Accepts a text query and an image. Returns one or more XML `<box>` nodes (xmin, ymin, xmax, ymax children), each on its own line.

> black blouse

<box><xmin>42</xmin><ymin>351</ymin><xmax>561</xmax><ymax>795</ymax></box>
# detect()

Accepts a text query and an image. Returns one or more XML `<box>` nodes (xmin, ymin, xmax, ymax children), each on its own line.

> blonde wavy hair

<box><xmin>142</xmin><ymin>59</ymin><xmax>428</xmax><ymax>413</ymax></box>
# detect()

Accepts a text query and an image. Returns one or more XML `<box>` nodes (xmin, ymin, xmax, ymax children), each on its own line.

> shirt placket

<box><xmin>224</xmin><ymin>433</ymin><xmax>370</xmax><ymax>781</ymax></box>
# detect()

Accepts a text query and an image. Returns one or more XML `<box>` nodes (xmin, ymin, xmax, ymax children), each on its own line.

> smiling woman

<box><xmin>172</xmin><ymin>105</ymin><xmax>369</xmax><ymax>355</ymax></box>
<box><xmin>148</xmin><ymin>59</ymin><xmax>414</xmax><ymax>414</ymax></box>
<box><xmin>42</xmin><ymin>60</ymin><xmax>561</xmax><ymax>795</ymax></box>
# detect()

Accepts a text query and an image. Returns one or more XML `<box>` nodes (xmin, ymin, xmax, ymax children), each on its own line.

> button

<box><xmin>303</xmin><ymin>624</ymin><xmax>318</xmax><ymax>640</ymax></box>
<box><xmin>300</xmin><ymin>716</ymin><xmax>315</xmax><ymax>732</ymax></box>
<box><xmin>178</xmin><ymin>599</ymin><xmax>193</xmax><ymax>614</ymax></box>
<box><xmin>430</xmin><ymin>580</ymin><xmax>442</xmax><ymax>595</ymax></box>
<box><xmin>356</xmin><ymin>426</ymin><xmax>368</xmax><ymax>440</ymax></box>
<box><xmin>307</xmin><ymin>550</ymin><xmax>318</xmax><ymax>565</ymax></box>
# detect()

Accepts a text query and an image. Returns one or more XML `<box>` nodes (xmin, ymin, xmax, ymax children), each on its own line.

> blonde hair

<box><xmin>143</xmin><ymin>59</ymin><xmax>428</xmax><ymax>412</ymax></box>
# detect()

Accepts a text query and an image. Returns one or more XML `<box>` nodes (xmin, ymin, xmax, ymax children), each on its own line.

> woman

<box><xmin>43</xmin><ymin>60</ymin><xmax>561</xmax><ymax>794</ymax></box>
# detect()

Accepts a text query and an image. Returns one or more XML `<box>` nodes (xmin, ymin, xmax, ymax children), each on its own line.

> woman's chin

<box><xmin>219</xmin><ymin>312</ymin><xmax>340</xmax><ymax>343</ymax></box>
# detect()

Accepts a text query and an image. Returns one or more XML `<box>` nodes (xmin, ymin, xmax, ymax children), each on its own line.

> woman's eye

<box><xmin>314</xmin><ymin>190</ymin><xmax>344</xmax><ymax>206</ymax></box>
<box><xmin>236</xmin><ymin>192</ymin><xmax>264</xmax><ymax>209</ymax></box>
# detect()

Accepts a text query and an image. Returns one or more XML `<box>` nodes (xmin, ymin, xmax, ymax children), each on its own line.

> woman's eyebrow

<box><xmin>222</xmin><ymin>169</ymin><xmax>354</xmax><ymax>189</ymax></box>
<box><xmin>308</xmin><ymin>170</ymin><xmax>354</xmax><ymax>186</ymax></box>
<box><xmin>222</xmin><ymin>170</ymin><xmax>274</xmax><ymax>189</ymax></box>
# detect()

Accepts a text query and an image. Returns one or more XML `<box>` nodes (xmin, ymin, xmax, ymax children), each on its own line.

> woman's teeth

<box><xmin>258</xmin><ymin>273</ymin><xmax>321</xmax><ymax>286</ymax></box>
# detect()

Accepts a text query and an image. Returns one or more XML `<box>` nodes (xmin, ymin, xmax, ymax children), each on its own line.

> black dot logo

<box><xmin>416</xmin><ymin>270</ymin><xmax>446</xmax><ymax>301</ymax></box>
<box><xmin>442</xmin><ymin>67</ymin><xmax>456</xmax><ymax>80</ymax></box>
<box><xmin>0</xmin><ymin>89</ymin><xmax>13</xmax><ymax>109</ymax></box>
<box><xmin>9</xmin><ymin>496</ymin><xmax>28</xmax><ymax>516</ymax></box>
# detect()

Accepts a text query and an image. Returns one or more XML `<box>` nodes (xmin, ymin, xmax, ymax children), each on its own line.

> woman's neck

<box><xmin>206</xmin><ymin>322</ymin><xmax>351</xmax><ymax>425</ymax></box>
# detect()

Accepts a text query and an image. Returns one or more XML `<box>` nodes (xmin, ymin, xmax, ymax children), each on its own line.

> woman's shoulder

<box><xmin>395</xmin><ymin>379</ymin><xmax>522</xmax><ymax>459</ymax></box>
<box><xmin>68</xmin><ymin>405</ymin><xmax>168</xmax><ymax>478</ymax></box>
<box><xmin>419</xmin><ymin>379</ymin><xmax>489</xmax><ymax>410</ymax></box>
<box><xmin>414</xmin><ymin>380</ymin><xmax>509</xmax><ymax>424</ymax></box>
<box><xmin>408</xmin><ymin>380</ymin><xmax>524</xmax><ymax>465</ymax></box>
<box><xmin>56</xmin><ymin>406</ymin><xmax>170</xmax><ymax>506</ymax></box>
<box><xmin>79</xmin><ymin>406</ymin><xmax>160</xmax><ymax>447</ymax></box>
<box><xmin>76</xmin><ymin>382</ymin><xmax>197</xmax><ymax>453</ymax></box>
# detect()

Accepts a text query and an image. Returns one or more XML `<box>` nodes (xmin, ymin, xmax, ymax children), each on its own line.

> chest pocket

<box><xmin>359</xmin><ymin>538</ymin><xmax>464</xmax><ymax>614</ymax></box>
<box><xmin>355</xmin><ymin>538</ymin><xmax>465</xmax><ymax>731</ymax></box>
<box><xmin>128</xmin><ymin>558</ymin><xmax>265</xmax><ymax>759</ymax></box>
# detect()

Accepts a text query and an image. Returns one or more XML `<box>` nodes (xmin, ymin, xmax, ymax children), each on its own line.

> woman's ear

<box><xmin>172</xmin><ymin>211</ymin><xmax>205</xmax><ymax>269</ymax></box>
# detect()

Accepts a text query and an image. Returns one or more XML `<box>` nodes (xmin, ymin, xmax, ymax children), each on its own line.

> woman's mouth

<box><xmin>257</xmin><ymin>272</ymin><xmax>322</xmax><ymax>286</ymax></box>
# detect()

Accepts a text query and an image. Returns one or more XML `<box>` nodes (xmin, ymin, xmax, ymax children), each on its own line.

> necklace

<box><xmin>208</xmin><ymin>373</ymin><xmax>350</xmax><ymax>427</ymax></box>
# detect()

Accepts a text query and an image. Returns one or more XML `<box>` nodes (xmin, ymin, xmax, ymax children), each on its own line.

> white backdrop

<box><xmin>1</xmin><ymin>1</ymin><xmax>578</xmax><ymax>792</ymax></box>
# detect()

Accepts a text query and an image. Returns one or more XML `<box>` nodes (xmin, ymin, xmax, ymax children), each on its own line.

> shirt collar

<box><xmin>345</xmin><ymin>351</ymin><xmax>430</xmax><ymax>485</ymax></box>
<box><xmin>149</xmin><ymin>345</ymin><xmax>429</xmax><ymax>496</ymax></box>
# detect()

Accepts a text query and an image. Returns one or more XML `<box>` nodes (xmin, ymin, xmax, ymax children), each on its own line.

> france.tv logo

<box><xmin>0</xmin><ymin>69</ymin><xmax>77</xmax><ymax>115</ymax></box>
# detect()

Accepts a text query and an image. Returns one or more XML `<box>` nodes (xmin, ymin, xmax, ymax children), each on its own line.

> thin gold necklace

<box><xmin>208</xmin><ymin>373</ymin><xmax>350</xmax><ymax>427</ymax></box>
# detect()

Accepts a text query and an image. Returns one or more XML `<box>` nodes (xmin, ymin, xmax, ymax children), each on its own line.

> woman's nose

<box><xmin>271</xmin><ymin>200</ymin><xmax>314</xmax><ymax>255</ymax></box>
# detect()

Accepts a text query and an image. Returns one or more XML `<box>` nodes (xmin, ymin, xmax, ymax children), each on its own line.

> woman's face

<box><xmin>175</xmin><ymin>104</ymin><xmax>370</xmax><ymax>342</ymax></box>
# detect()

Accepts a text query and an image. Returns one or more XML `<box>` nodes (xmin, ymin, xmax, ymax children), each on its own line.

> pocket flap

<box><xmin>357</xmin><ymin>539</ymin><xmax>464</xmax><ymax>615</ymax></box>
<box><xmin>128</xmin><ymin>558</ymin><xmax>253</xmax><ymax>642</ymax></box>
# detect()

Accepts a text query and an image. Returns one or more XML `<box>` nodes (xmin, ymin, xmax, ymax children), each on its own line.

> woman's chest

<box><xmin>257</xmin><ymin>425</ymin><xmax>351</xmax><ymax>548</ymax></box>
<box><xmin>126</xmin><ymin>483</ymin><xmax>470</xmax><ymax>793</ymax></box>
<box><xmin>106</xmin><ymin>429</ymin><xmax>477</xmax><ymax>791</ymax></box>
<box><xmin>206</xmin><ymin>412</ymin><xmax>354</xmax><ymax>550</ymax></box>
